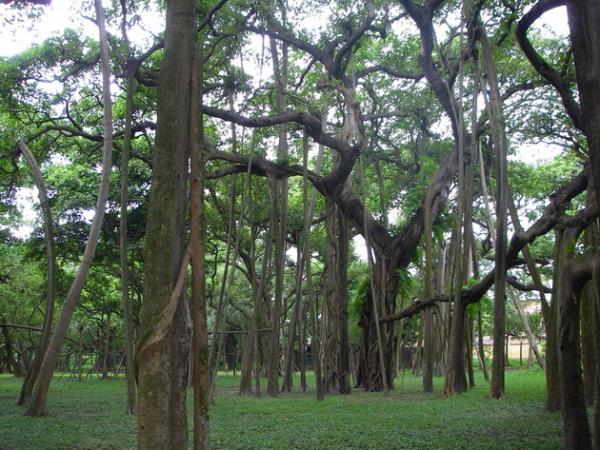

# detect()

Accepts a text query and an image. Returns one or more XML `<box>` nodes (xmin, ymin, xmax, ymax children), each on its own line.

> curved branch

<box><xmin>515</xmin><ymin>0</ymin><xmax>582</xmax><ymax>129</ymax></box>
<box><xmin>380</xmin><ymin>165</ymin><xmax>591</xmax><ymax>323</ymax></box>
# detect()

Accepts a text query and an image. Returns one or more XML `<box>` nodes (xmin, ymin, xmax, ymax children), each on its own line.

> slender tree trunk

<box><xmin>16</xmin><ymin>142</ymin><xmax>55</xmax><ymax>405</ymax></box>
<box><xmin>466</xmin><ymin>311</ymin><xmax>475</xmax><ymax>388</ymax></box>
<box><xmin>118</xmin><ymin>0</ymin><xmax>137</xmax><ymax>414</ymax></box>
<box><xmin>508</xmin><ymin>288</ymin><xmax>544</xmax><ymax>369</ymax></box>
<box><xmin>208</xmin><ymin>92</ymin><xmax>239</xmax><ymax>400</ymax></box>
<box><xmin>476</xmin><ymin>303</ymin><xmax>489</xmax><ymax>381</ymax></box>
<box><xmin>190</xmin><ymin>41</ymin><xmax>209</xmax><ymax>450</ymax></box>
<box><xmin>422</xmin><ymin>188</ymin><xmax>435</xmax><ymax>392</ymax></box>
<box><xmin>267</xmin><ymin>36</ymin><xmax>288</xmax><ymax>397</ymax></box>
<box><xmin>25</xmin><ymin>0</ymin><xmax>113</xmax><ymax>416</ymax></box>
<box><xmin>545</xmin><ymin>229</ymin><xmax>562</xmax><ymax>411</ymax></box>
<box><xmin>101</xmin><ymin>314</ymin><xmax>111</xmax><ymax>379</ymax></box>
<box><xmin>282</xmin><ymin>241</ymin><xmax>302</xmax><ymax>392</ymax></box>
<box><xmin>479</xmin><ymin>22</ymin><xmax>508</xmax><ymax>400</ymax></box>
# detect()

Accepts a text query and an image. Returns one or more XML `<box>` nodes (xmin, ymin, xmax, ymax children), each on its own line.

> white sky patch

<box><xmin>533</xmin><ymin>6</ymin><xmax>569</xmax><ymax>37</ymax></box>
<box><xmin>11</xmin><ymin>187</ymin><xmax>38</xmax><ymax>239</ymax></box>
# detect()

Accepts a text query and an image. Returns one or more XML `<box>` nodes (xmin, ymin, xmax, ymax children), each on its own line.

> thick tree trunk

<box><xmin>557</xmin><ymin>245</ymin><xmax>595</xmax><ymax>450</ymax></box>
<box><xmin>444</xmin><ymin>300</ymin><xmax>467</xmax><ymax>395</ymax></box>
<box><xmin>136</xmin><ymin>0</ymin><xmax>195</xmax><ymax>447</ymax></box>
<box><xmin>357</xmin><ymin>259</ymin><xmax>396</xmax><ymax>392</ymax></box>
<box><xmin>25</xmin><ymin>0</ymin><xmax>113</xmax><ymax>417</ymax></box>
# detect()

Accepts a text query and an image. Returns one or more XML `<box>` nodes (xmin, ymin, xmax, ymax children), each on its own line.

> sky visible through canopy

<box><xmin>0</xmin><ymin>0</ymin><xmax>572</xmax><ymax>254</ymax></box>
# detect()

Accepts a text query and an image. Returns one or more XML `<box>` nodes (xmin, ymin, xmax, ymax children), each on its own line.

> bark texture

<box><xmin>136</xmin><ymin>0</ymin><xmax>196</xmax><ymax>447</ymax></box>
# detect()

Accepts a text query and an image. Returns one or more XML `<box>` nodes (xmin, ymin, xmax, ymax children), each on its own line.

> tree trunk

<box><xmin>479</xmin><ymin>21</ymin><xmax>508</xmax><ymax>400</ymax></box>
<box><xmin>1</xmin><ymin>317</ymin><xmax>17</xmax><ymax>374</ymax></box>
<box><xmin>508</xmin><ymin>288</ymin><xmax>544</xmax><ymax>369</ymax></box>
<box><xmin>545</xmin><ymin>229</ymin><xmax>562</xmax><ymax>411</ymax></box>
<box><xmin>15</xmin><ymin>142</ymin><xmax>55</xmax><ymax>405</ymax></box>
<box><xmin>118</xmin><ymin>0</ymin><xmax>137</xmax><ymax>413</ymax></box>
<box><xmin>25</xmin><ymin>0</ymin><xmax>113</xmax><ymax>417</ymax></box>
<box><xmin>322</xmin><ymin>197</ymin><xmax>340</xmax><ymax>394</ymax></box>
<box><xmin>101</xmin><ymin>314</ymin><xmax>111</xmax><ymax>379</ymax></box>
<box><xmin>557</xmin><ymin>237</ymin><xmax>595</xmax><ymax>450</ymax></box>
<box><xmin>136</xmin><ymin>0</ymin><xmax>195</xmax><ymax>446</ymax></box>
<box><xmin>267</xmin><ymin>34</ymin><xmax>289</xmax><ymax>397</ymax></box>
<box><xmin>357</xmin><ymin>256</ymin><xmax>396</xmax><ymax>392</ymax></box>
<box><xmin>476</xmin><ymin>303</ymin><xmax>489</xmax><ymax>381</ymax></box>
<box><xmin>190</xmin><ymin>41</ymin><xmax>209</xmax><ymax>450</ymax></box>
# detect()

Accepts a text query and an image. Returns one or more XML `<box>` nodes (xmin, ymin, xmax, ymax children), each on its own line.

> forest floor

<box><xmin>0</xmin><ymin>368</ymin><xmax>563</xmax><ymax>449</ymax></box>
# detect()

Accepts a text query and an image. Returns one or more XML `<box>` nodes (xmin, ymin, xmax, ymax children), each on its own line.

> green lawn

<box><xmin>0</xmin><ymin>370</ymin><xmax>563</xmax><ymax>449</ymax></box>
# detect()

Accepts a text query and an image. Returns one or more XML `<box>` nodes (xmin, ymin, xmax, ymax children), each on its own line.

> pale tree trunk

<box><xmin>508</xmin><ymin>288</ymin><xmax>544</xmax><ymax>369</ymax></box>
<box><xmin>16</xmin><ymin>142</ymin><xmax>55</xmax><ymax>406</ymax></box>
<box><xmin>25</xmin><ymin>0</ymin><xmax>113</xmax><ymax>416</ymax></box>
<box><xmin>118</xmin><ymin>0</ymin><xmax>137</xmax><ymax>415</ymax></box>
<box><xmin>208</xmin><ymin>91</ymin><xmax>239</xmax><ymax>400</ymax></box>
<box><xmin>136</xmin><ymin>0</ymin><xmax>196</xmax><ymax>447</ymax></box>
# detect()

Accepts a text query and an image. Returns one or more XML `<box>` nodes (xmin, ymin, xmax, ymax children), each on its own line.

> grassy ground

<box><xmin>0</xmin><ymin>369</ymin><xmax>563</xmax><ymax>449</ymax></box>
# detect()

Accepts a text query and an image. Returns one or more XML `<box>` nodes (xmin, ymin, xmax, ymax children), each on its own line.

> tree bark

<box><xmin>545</xmin><ymin>229</ymin><xmax>562</xmax><ymax>411</ymax></box>
<box><xmin>136</xmin><ymin>0</ymin><xmax>195</xmax><ymax>447</ymax></box>
<box><xmin>25</xmin><ymin>0</ymin><xmax>113</xmax><ymax>417</ymax></box>
<box><xmin>119</xmin><ymin>0</ymin><xmax>137</xmax><ymax>415</ymax></box>
<box><xmin>557</xmin><ymin>242</ymin><xmax>597</xmax><ymax>450</ymax></box>
<box><xmin>15</xmin><ymin>142</ymin><xmax>55</xmax><ymax>405</ymax></box>
<box><xmin>479</xmin><ymin>20</ymin><xmax>509</xmax><ymax>400</ymax></box>
<box><xmin>190</xmin><ymin>40</ymin><xmax>209</xmax><ymax>450</ymax></box>
<box><xmin>267</xmin><ymin>36</ymin><xmax>289</xmax><ymax>397</ymax></box>
<box><xmin>508</xmin><ymin>288</ymin><xmax>544</xmax><ymax>369</ymax></box>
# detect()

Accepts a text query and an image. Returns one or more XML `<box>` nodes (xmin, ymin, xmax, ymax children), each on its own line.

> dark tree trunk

<box><xmin>136</xmin><ymin>0</ymin><xmax>195</xmax><ymax>446</ymax></box>
<box><xmin>557</xmin><ymin>247</ymin><xmax>595</xmax><ymax>450</ymax></box>
<box><xmin>337</xmin><ymin>210</ymin><xmax>351</xmax><ymax>395</ymax></box>
<box><xmin>357</xmin><ymin>258</ymin><xmax>396</xmax><ymax>391</ymax></box>
<box><xmin>545</xmin><ymin>229</ymin><xmax>563</xmax><ymax>411</ymax></box>
<box><xmin>581</xmin><ymin>283</ymin><xmax>596</xmax><ymax>406</ymax></box>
